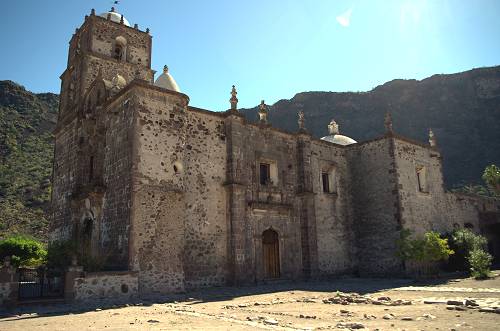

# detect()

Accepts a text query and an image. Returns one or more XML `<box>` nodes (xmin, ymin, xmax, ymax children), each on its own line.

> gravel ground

<box><xmin>1</xmin><ymin>272</ymin><xmax>499</xmax><ymax>330</ymax></box>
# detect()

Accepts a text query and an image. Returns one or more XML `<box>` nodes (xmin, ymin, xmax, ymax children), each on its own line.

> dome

<box><xmin>320</xmin><ymin>118</ymin><xmax>357</xmax><ymax>146</ymax></box>
<box><xmin>99</xmin><ymin>8</ymin><xmax>130</xmax><ymax>27</ymax></box>
<box><xmin>321</xmin><ymin>134</ymin><xmax>357</xmax><ymax>146</ymax></box>
<box><xmin>154</xmin><ymin>66</ymin><xmax>181</xmax><ymax>92</ymax></box>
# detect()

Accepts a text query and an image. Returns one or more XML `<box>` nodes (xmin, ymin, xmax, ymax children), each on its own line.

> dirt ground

<box><xmin>1</xmin><ymin>272</ymin><xmax>500</xmax><ymax>330</ymax></box>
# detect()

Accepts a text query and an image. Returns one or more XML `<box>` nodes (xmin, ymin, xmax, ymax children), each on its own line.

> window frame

<box><xmin>322</xmin><ymin>172</ymin><xmax>330</xmax><ymax>193</ymax></box>
<box><xmin>260</xmin><ymin>162</ymin><xmax>271</xmax><ymax>185</ymax></box>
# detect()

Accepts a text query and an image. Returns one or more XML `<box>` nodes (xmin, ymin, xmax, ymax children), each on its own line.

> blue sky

<box><xmin>1</xmin><ymin>0</ymin><xmax>499</xmax><ymax>111</ymax></box>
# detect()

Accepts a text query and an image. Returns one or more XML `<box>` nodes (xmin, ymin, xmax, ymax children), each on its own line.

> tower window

<box><xmin>113</xmin><ymin>45</ymin><xmax>123</xmax><ymax>61</ymax></box>
<box><xmin>416</xmin><ymin>166</ymin><xmax>428</xmax><ymax>193</ymax></box>
<box><xmin>260</xmin><ymin>163</ymin><xmax>271</xmax><ymax>185</ymax></box>
<box><xmin>322</xmin><ymin>173</ymin><xmax>330</xmax><ymax>193</ymax></box>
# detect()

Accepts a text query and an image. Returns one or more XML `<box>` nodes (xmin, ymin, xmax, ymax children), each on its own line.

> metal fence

<box><xmin>18</xmin><ymin>267</ymin><xmax>65</xmax><ymax>300</ymax></box>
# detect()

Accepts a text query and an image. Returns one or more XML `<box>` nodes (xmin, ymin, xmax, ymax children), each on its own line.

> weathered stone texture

<box><xmin>347</xmin><ymin>137</ymin><xmax>402</xmax><ymax>275</ymax></box>
<box><xmin>128</xmin><ymin>89</ymin><xmax>227</xmax><ymax>293</ymax></box>
<box><xmin>73</xmin><ymin>271</ymin><xmax>138</xmax><ymax>302</ymax></box>
<box><xmin>310</xmin><ymin>141</ymin><xmax>355</xmax><ymax>275</ymax></box>
<box><xmin>393</xmin><ymin>138</ymin><xmax>449</xmax><ymax>234</ymax></box>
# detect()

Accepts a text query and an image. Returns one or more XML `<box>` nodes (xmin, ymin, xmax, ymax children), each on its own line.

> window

<box><xmin>321</xmin><ymin>166</ymin><xmax>337</xmax><ymax>194</ymax></box>
<box><xmin>322</xmin><ymin>173</ymin><xmax>330</xmax><ymax>193</ymax></box>
<box><xmin>113</xmin><ymin>45</ymin><xmax>123</xmax><ymax>61</ymax></box>
<box><xmin>260</xmin><ymin>163</ymin><xmax>271</xmax><ymax>185</ymax></box>
<box><xmin>416</xmin><ymin>166</ymin><xmax>428</xmax><ymax>193</ymax></box>
<box><xmin>113</xmin><ymin>36</ymin><xmax>127</xmax><ymax>62</ymax></box>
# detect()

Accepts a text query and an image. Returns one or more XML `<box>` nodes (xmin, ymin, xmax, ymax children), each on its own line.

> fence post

<box><xmin>64</xmin><ymin>261</ymin><xmax>83</xmax><ymax>302</ymax></box>
<box><xmin>0</xmin><ymin>258</ymin><xmax>18</xmax><ymax>308</ymax></box>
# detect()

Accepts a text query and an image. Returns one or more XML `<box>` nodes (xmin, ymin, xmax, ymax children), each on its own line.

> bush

<box><xmin>0</xmin><ymin>235</ymin><xmax>47</xmax><ymax>267</ymax></box>
<box><xmin>446</xmin><ymin>229</ymin><xmax>489</xmax><ymax>272</ymax></box>
<box><xmin>397</xmin><ymin>230</ymin><xmax>454</xmax><ymax>263</ymax></box>
<box><xmin>467</xmin><ymin>249</ymin><xmax>493</xmax><ymax>279</ymax></box>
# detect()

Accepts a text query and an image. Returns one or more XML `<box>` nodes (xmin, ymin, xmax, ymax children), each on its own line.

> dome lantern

<box><xmin>154</xmin><ymin>65</ymin><xmax>181</xmax><ymax>92</ymax></box>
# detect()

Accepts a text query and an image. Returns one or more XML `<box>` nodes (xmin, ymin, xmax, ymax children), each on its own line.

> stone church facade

<box><xmin>50</xmin><ymin>9</ymin><xmax>497</xmax><ymax>295</ymax></box>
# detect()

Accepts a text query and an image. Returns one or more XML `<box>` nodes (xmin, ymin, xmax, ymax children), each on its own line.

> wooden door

<box><xmin>262</xmin><ymin>229</ymin><xmax>280</xmax><ymax>278</ymax></box>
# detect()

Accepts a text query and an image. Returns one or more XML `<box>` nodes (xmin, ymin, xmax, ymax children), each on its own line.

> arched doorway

<box><xmin>262</xmin><ymin>229</ymin><xmax>280</xmax><ymax>279</ymax></box>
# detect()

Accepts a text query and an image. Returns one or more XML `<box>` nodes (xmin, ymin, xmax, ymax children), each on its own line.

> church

<box><xmin>50</xmin><ymin>8</ymin><xmax>494</xmax><ymax>295</ymax></box>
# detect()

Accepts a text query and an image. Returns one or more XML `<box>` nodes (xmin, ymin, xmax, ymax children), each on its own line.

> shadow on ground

<box><xmin>0</xmin><ymin>271</ymin><xmax>485</xmax><ymax>322</ymax></box>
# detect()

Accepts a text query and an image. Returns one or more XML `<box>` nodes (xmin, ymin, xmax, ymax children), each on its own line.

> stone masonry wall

<box><xmin>393</xmin><ymin>138</ymin><xmax>486</xmax><ymax>235</ymax></box>
<box><xmin>310</xmin><ymin>141</ymin><xmax>355</xmax><ymax>275</ymax></box>
<box><xmin>183</xmin><ymin>109</ymin><xmax>227</xmax><ymax>289</ymax></box>
<box><xmin>128</xmin><ymin>87</ymin><xmax>227</xmax><ymax>294</ymax></box>
<box><xmin>73</xmin><ymin>271</ymin><xmax>138</xmax><ymax>302</ymax></box>
<box><xmin>98</xmin><ymin>92</ymin><xmax>136</xmax><ymax>268</ymax></box>
<box><xmin>226</xmin><ymin>122</ymin><xmax>303</xmax><ymax>283</ymax></box>
<box><xmin>347</xmin><ymin>137</ymin><xmax>402</xmax><ymax>275</ymax></box>
<box><xmin>90</xmin><ymin>17</ymin><xmax>151</xmax><ymax>67</ymax></box>
<box><xmin>50</xmin><ymin>119</ymin><xmax>80</xmax><ymax>241</ymax></box>
<box><xmin>393</xmin><ymin>138</ymin><xmax>450</xmax><ymax>235</ymax></box>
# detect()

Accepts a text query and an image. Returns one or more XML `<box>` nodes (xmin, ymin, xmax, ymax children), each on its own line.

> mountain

<box><xmin>1</xmin><ymin>65</ymin><xmax>499</xmax><ymax>240</ymax></box>
<box><xmin>0</xmin><ymin>80</ymin><xmax>58</xmax><ymax>241</ymax></box>
<box><xmin>240</xmin><ymin>66</ymin><xmax>500</xmax><ymax>188</ymax></box>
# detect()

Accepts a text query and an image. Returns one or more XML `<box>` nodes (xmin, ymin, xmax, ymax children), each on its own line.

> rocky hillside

<box><xmin>241</xmin><ymin>66</ymin><xmax>500</xmax><ymax>188</ymax></box>
<box><xmin>0</xmin><ymin>80</ymin><xmax>58</xmax><ymax>241</ymax></box>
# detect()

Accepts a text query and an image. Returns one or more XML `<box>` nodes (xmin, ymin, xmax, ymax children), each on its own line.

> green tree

<box><xmin>0</xmin><ymin>235</ymin><xmax>47</xmax><ymax>267</ymax></box>
<box><xmin>482</xmin><ymin>164</ymin><xmax>500</xmax><ymax>196</ymax></box>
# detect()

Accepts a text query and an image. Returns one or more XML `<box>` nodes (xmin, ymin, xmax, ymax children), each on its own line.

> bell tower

<box><xmin>51</xmin><ymin>8</ymin><xmax>154</xmax><ymax>269</ymax></box>
<box><xmin>58</xmin><ymin>7</ymin><xmax>154</xmax><ymax>122</ymax></box>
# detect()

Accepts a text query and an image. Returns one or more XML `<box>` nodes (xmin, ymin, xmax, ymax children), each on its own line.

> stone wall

<box><xmin>128</xmin><ymin>87</ymin><xmax>227</xmax><ymax>294</ymax></box>
<box><xmin>50</xmin><ymin>119</ymin><xmax>80</xmax><ymax>241</ymax></box>
<box><xmin>347</xmin><ymin>137</ymin><xmax>402</xmax><ymax>275</ymax></box>
<box><xmin>393</xmin><ymin>138</ymin><xmax>495</xmax><ymax>235</ymax></box>
<box><xmin>225</xmin><ymin>120</ymin><xmax>304</xmax><ymax>283</ymax></box>
<box><xmin>310</xmin><ymin>140</ymin><xmax>355</xmax><ymax>275</ymax></box>
<box><xmin>89</xmin><ymin>16</ymin><xmax>151</xmax><ymax>67</ymax></box>
<box><xmin>0</xmin><ymin>282</ymin><xmax>11</xmax><ymax>306</ymax></box>
<box><xmin>0</xmin><ymin>266</ymin><xmax>17</xmax><ymax>307</ymax></box>
<box><xmin>73</xmin><ymin>271</ymin><xmax>138</xmax><ymax>302</ymax></box>
<box><xmin>392</xmin><ymin>138</ymin><xmax>450</xmax><ymax>234</ymax></box>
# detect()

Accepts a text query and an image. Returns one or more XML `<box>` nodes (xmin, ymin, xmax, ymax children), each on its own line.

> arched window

<box><xmin>113</xmin><ymin>44</ymin><xmax>123</xmax><ymax>61</ymax></box>
<box><xmin>113</xmin><ymin>36</ymin><xmax>127</xmax><ymax>62</ymax></box>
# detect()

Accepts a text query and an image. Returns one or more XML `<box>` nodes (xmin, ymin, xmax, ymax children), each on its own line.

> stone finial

<box><xmin>146</xmin><ymin>28</ymin><xmax>150</xmax><ymax>34</ymax></box>
<box><xmin>328</xmin><ymin>119</ymin><xmax>339</xmax><ymax>135</ymax></box>
<box><xmin>90</xmin><ymin>8</ymin><xmax>95</xmax><ymax>16</ymax></box>
<box><xmin>134</xmin><ymin>23</ymin><xmax>139</xmax><ymax>29</ymax></box>
<box><xmin>120</xmin><ymin>15</ymin><xmax>124</xmax><ymax>24</ymax></box>
<box><xmin>429</xmin><ymin>128</ymin><xmax>437</xmax><ymax>147</ymax></box>
<box><xmin>298</xmin><ymin>111</ymin><xmax>306</xmax><ymax>132</ymax></box>
<box><xmin>111</xmin><ymin>6</ymin><xmax>116</xmax><ymax>12</ymax></box>
<box><xmin>384</xmin><ymin>112</ymin><xmax>393</xmax><ymax>133</ymax></box>
<box><xmin>230</xmin><ymin>85</ymin><xmax>238</xmax><ymax>111</ymax></box>
<box><xmin>163</xmin><ymin>65</ymin><xmax>169</xmax><ymax>74</ymax></box>
<box><xmin>258</xmin><ymin>100</ymin><xmax>268</xmax><ymax>124</ymax></box>
<box><xmin>85</xmin><ymin>15</ymin><xmax>89</xmax><ymax>20</ymax></box>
